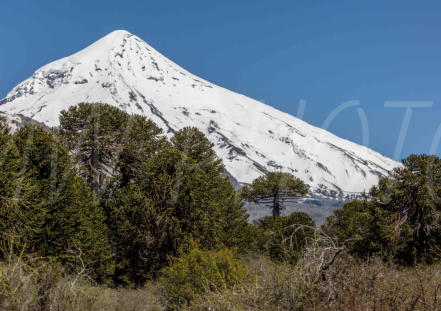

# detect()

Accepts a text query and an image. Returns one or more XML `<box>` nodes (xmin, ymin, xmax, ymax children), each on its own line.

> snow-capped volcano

<box><xmin>0</xmin><ymin>30</ymin><xmax>398</xmax><ymax>198</ymax></box>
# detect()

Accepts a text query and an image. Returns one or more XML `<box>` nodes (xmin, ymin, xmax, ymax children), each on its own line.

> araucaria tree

<box><xmin>106</xmin><ymin>127</ymin><xmax>250</xmax><ymax>286</ymax></box>
<box><xmin>325</xmin><ymin>154</ymin><xmax>441</xmax><ymax>265</ymax></box>
<box><xmin>370</xmin><ymin>154</ymin><xmax>441</xmax><ymax>264</ymax></box>
<box><xmin>58</xmin><ymin>102</ymin><xmax>166</xmax><ymax>192</ymax></box>
<box><xmin>241</xmin><ymin>172</ymin><xmax>308</xmax><ymax>218</ymax></box>
<box><xmin>0</xmin><ymin>124</ymin><xmax>112</xmax><ymax>280</ymax></box>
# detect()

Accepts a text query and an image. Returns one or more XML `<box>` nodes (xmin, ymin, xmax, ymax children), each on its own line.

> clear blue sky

<box><xmin>1</xmin><ymin>0</ymin><xmax>441</xmax><ymax>160</ymax></box>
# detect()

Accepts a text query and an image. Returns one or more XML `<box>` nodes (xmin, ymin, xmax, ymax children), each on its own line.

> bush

<box><xmin>160</xmin><ymin>248</ymin><xmax>247</xmax><ymax>310</ymax></box>
<box><xmin>188</xmin><ymin>254</ymin><xmax>441</xmax><ymax>311</ymax></box>
<box><xmin>186</xmin><ymin>255</ymin><xmax>313</xmax><ymax>311</ymax></box>
<box><xmin>323</xmin><ymin>200</ymin><xmax>392</xmax><ymax>259</ymax></box>
<box><xmin>256</xmin><ymin>212</ymin><xmax>316</xmax><ymax>263</ymax></box>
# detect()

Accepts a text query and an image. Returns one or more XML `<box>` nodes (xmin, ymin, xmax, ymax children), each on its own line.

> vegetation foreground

<box><xmin>1</xmin><ymin>103</ymin><xmax>441</xmax><ymax>310</ymax></box>
<box><xmin>2</xmin><ymin>252</ymin><xmax>441</xmax><ymax>310</ymax></box>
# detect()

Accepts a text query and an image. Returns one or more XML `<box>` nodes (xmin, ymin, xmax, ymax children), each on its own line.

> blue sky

<box><xmin>1</xmin><ymin>0</ymin><xmax>441</xmax><ymax>160</ymax></box>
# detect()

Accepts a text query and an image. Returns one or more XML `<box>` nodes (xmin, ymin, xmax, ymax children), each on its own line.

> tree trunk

<box><xmin>273</xmin><ymin>188</ymin><xmax>281</xmax><ymax>218</ymax></box>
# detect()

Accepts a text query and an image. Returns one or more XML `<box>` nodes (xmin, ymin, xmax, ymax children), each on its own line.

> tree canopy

<box><xmin>242</xmin><ymin>172</ymin><xmax>308</xmax><ymax>217</ymax></box>
<box><xmin>59</xmin><ymin>103</ymin><xmax>166</xmax><ymax>192</ymax></box>
<box><xmin>0</xmin><ymin>124</ymin><xmax>112</xmax><ymax>280</ymax></box>
<box><xmin>105</xmin><ymin>127</ymin><xmax>250</xmax><ymax>286</ymax></box>
<box><xmin>371</xmin><ymin>154</ymin><xmax>441</xmax><ymax>264</ymax></box>
<box><xmin>325</xmin><ymin>154</ymin><xmax>441</xmax><ymax>265</ymax></box>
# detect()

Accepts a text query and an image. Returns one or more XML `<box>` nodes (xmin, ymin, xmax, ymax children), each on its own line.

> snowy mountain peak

<box><xmin>103</xmin><ymin>29</ymin><xmax>132</xmax><ymax>38</ymax></box>
<box><xmin>0</xmin><ymin>30</ymin><xmax>399</xmax><ymax>198</ymax></box>
<box><xmin>72</xmin><ymin>30</ymin><xmax>141</xmax><ymax>59</ymax></box>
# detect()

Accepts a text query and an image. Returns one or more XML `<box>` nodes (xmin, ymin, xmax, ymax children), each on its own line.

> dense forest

<box><xmin>1</xmin><ymin>103</ymin><xmax>441</xmax><ymax>310</ymax></box>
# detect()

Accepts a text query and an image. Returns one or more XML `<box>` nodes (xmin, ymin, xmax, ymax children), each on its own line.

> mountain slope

<box><xmin>0</xmin><ymin>30</ymin><xmax>398</xmax><ymax>198</ymax></box>
<box><xmin>0</xmin><ymin>112</ymin><xmax>48</xmax><ymax>132</ymax></box>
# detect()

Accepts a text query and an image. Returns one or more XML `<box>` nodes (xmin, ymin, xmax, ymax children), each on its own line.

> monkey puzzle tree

<box><xmin>369</xmin><ymin>154</ymin><xmax>441</xmax><ymax>264</ymax></box>
<box><xmin>0</xmin><ymin>118</ymin><xmax>23</xmax><ymax>252</ymax></box>
<box><xmin>324</xmin><ymin>154</ymin><xmax>441</xmax><ymax>265</ymax></box>
<box><xmin>58</xmin><ymin>103</ymin><xmax>166</xmax><ymax>192</ymax></box>
<box><xmin>241</xmin><ymin>172</ymin><xmax>308</xmax><ymax>218</ymax></box>
<box><xmin>106</xmin><ymin>127</ymin><xmax>250</xmax><ymax>285</ymax></box>
<box><xmin>1</xmin><ymin>124</ymin><xmax>112</xmax><ymax>280</ymax></box>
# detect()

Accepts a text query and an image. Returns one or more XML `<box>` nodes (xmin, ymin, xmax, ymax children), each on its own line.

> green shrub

<box><xmin>323</xmin><ymin>200</ymin><xmax>392</xmax><ymax>259</ymax></box>
<box><xmin>160</xmin><ymin>248</ymin><xmax>247</xmax><ymax>310</ymax></box>
<box><xmin>256</xmin><ymin>212</ymin><xmax>315</xmax><ymax>264</ymax></box>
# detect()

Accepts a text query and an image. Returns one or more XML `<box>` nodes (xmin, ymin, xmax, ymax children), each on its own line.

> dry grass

<box><xmin>186</xmin><ymin>255</ymin><xmax>441</xmax><ymax>311</ymax></box>
<box><xmin>184</xmin><ymin>258</ymin><xmax>441</xmax><ymax>311</ymax></box>
<box><xmin>185</xmin><ymin>230</ymin><xmax>441</xmax><ymax>311</ymax></box>
<box><xmin>324</xmin><ymin>258</ymin><xmax>441</xmax><ymax>310</ymax></box>
<box><xmin>2</xmin><ymin>247</ymin><xmax>441</xmax><ymax>310</ymax></box>
<box><xmin>0</xmin><ymin>256</ymin><xmax>161</xmax><ymax>311</ymax></box>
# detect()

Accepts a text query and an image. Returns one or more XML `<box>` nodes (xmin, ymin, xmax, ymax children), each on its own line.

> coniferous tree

<box><xmin>107</xmin><ymin>127</ymin><xmax>250</xmax><ymax>285</ymax></box>
<box><xmin>171</xmin><ymin>127</ymin><xmax>222</xmax><ymax>171</ymax></box>
<box><xmin>59</xmin><ymin>103</ymin><xmax>130</xmax><ymax>191</ymax></box>
<box><xmin>370</xmin><ymin>154</ymin><xmax>441</xmax><ymax>264</ymax></box>
<box><xmin>242</xmin><ymin>172</ymin><xmax>308</xmax><ymax>217</ymax></box>
<box><xmin>109</xmin><ymin>148</ymin><xmax>221</xmax><ymax>285</ymax></box>
<box><xmin>323</xmin><ymin>199</ymin><xmax>393</xmax><ymax>259</ymax></box>
<box><xmin>1</xmin><ymin>124</ymin><xmax>112</xmax><ymax>280</ymax></box>
<box><xmin>324</xmin><ymin>154</ymin><xmax>441</xmax><ymax>265</ymax></box>
<box><xmin>115</xmin><ymin>114</ymin><xmax>167</xmax><ymax>186</ymax></box>
<box><xmin>257</xmin><ymin>212</ymin><xmax>315</xmax><ymax>263</ymax></box>
<box><xmin>59</xmin><ymin>103</ymin><xmax>166</xmax><ymax>192</ymax></box>
<box><xmin>0</xmin><ymin>118</ymin><xmax>25</xmax><ymax>252</ymax></box>
<box><xmin>171</xmin><ymin>127</ymin><xmax>251</xmax><ymax>249</ymax></box>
